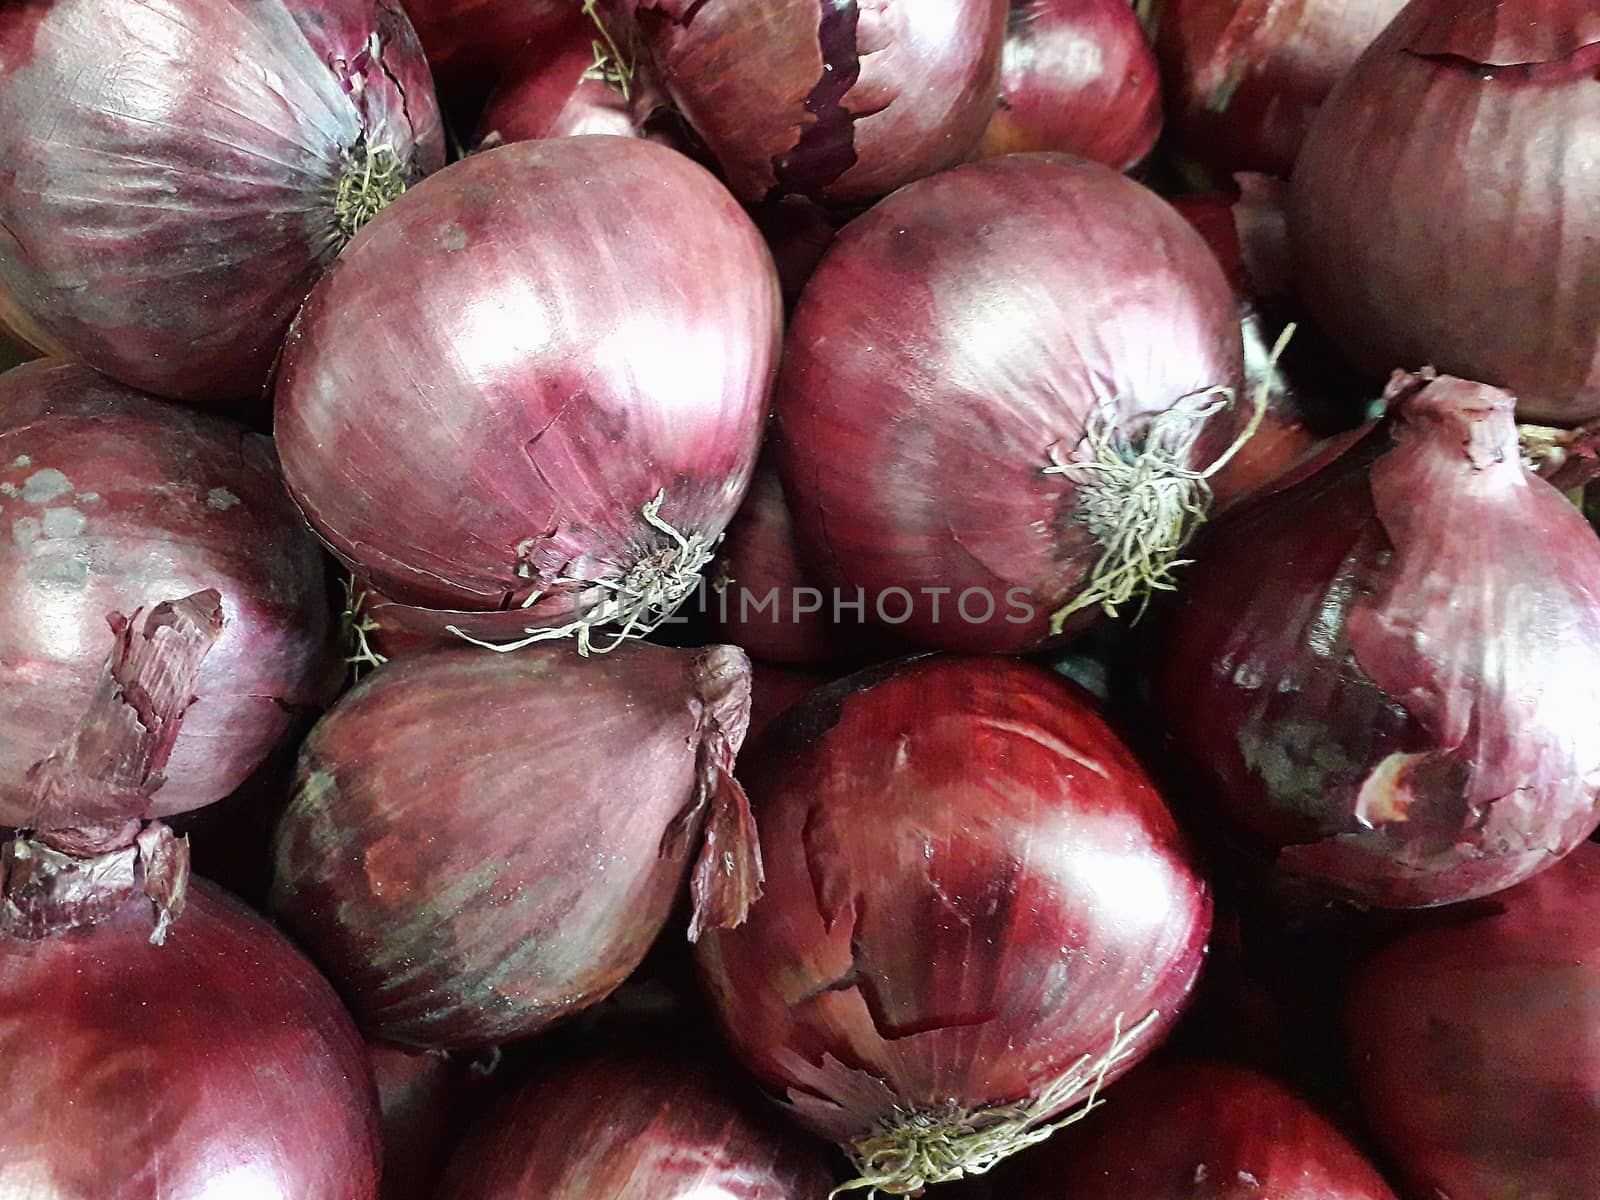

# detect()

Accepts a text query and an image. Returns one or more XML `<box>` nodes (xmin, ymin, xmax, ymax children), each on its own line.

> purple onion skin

<box><xmin>274</xmin><ymin>136</ymin><xmax>781</xmax><ymax>641</ymax></box>
<box><xmin>439</xmin><ymin>1047</ymin><xmax>834</xmax><ymax>1198</ymax></box>
<box><xmin>697</xmin><ymin>656</ymin><xmax>1211</xmax><ymax>1152</ymax></box>
<box><xmin>1141</xmin><ymin>373</ymin><xmax>1600</xmax><ymax>907</ymax></box>
<box><xmin>270</xmin><ymin>641</ymin><xmax>757</xmax><ymax>1050</ymax></box>
<box><xmin>0</xmin><ymin>881</ymin><xmax>380</xmax><ymax>1199</ymax></box>
<box><xmin>0</xmin><ymin>361</ymin><xmax>337</xmax><ymax>829</ymax></box>
<box><xmin>775</xmin><ymin>153</ymin><xmax>1242</xmax><ymax>654</ymax></box>
<box><xmin>0</xmin><ymin>0</ymin><xmax>443</xmax><ymax>410</ymax></box>
<box><xmin>1290</xmin><ymin>0</ymin><xmax>1600</xmax><ymax>424</ymax></box>
<box><xmin>1349</xmin><ymin>842</ymin><xmax>1600</xmax><ymax>1200</ymax></box>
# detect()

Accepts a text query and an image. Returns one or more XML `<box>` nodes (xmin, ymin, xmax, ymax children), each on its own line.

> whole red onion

<box><xmin>370</xmin><ymin>1043</ymin><xmax>503</xmax><ymax>1200</ymax></box>
<box><xmin>0</xmin><ymin>362</ymin><xmax>336</xmax><ymax>831</ymax></box>
<box><xmin>275</xmin><ymin>136</ymin><xmax>780</xmax><ymax>650</ymax></box>
<box><xmin>439</xmin><ymin>1046</ymin><xmax>834</xmax><ymax>1198</ymax></box>
<box><xmin>612</xmin><ymin>0</ymin><xmax>1007</xmax><ymax>206</ymax></box>
<box><xmin>1290</xmin><ymin>0</ymin><xmax>1600</xmax><ymax>425</ymax></box>
<box><xmin>1153</xmin><ymin>0</ymin><xmax>1407</xmax><ymax>179</ymax></box>
<box><xmin>1141</xmin><ymin>371</ymin><xmax>1600</xmax><ymax>907</ymax></box>
<box><xmin>975</xmin><ymin>0</ymin><xmax>1162</xmax><ymax>170</ymax></box>
<box><xmin>0</xmin><ymin>0</ymin><xmax>444</xmax><ymax>409</ymax></box>
<box><xmin>696</xmin><ymin>655</ymin><xmax>1211</xmax><ymax>1194</ymax></box>
<box><xmin>271</xmin><ymin>641</ymin><xmax>762</xmax><ymax>1049</ymax></box>
<box><xmin>1348</xmin><ymin>842</ymin><xmax>1600</xmax><ymax>1199</ymax></box>
<box><xmin>775</xmin><ymin>153</ymin><xmax>1242</xmax><ymax>653</ymax></box>
<box><xmin>401</xmin><ymin>0</ymin><xmax>574</xmax><ymax>115</ymax></box>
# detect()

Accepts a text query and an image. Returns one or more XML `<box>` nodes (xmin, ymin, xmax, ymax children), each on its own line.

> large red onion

<box><xmin>275</xmin><ymin>136</ymin><xmax>780</xmax><ymax>650</ymax></box>
<box><xmin>0</xmin><ymin>0</ymin><xmax>444</xmax><ymax>409</ymax></box>
<box><xmin>775</xmin><ymin>153</ymin><xmax>1242</xmax><ymax>654</ymax></box>
<box><xmin>0</xmin><ymin>361</ymin><xmax>336</xmax><ymax>831</ymax></box>
<box><xmin>1141</xmin><ymin>371</ymin><xmax>1600</xmax><ymax>907</ymax></box>
<box><xmin>439</xmin><ymin>1045</ymin><xmax>834</xmax><ymax>1198</ymax></box>
<box><xmin>1152</xmin><ymin>0</ymin><xmax>1406</xmax><ymax>179</ymax></box>
<box><xmin>696</xmin><ymin>655</ymin><xmax>1211</xmax><ymax>1194</ymax></box>
<box><xmin>1348</xmin><ymin>842</ymin><xmax>1600</xmax><ymax>1199</ymax></box>
<box><xmin>271</xmin><ymin>641</ymin><xmax>762</xmax><ymax>1049</ymax></box>
<box><xmin>975</xmin><ymin>0</ymin><xmax>1162</xmax><ymax>170</ymax></box>
<box><xmin>1290</xmin><ymin>0</ymin><xmax>1600</xmax><ymax>425</ymax></box>
<box><xmin>610</xmin><ymin>0</ymin><xmax>1007</xmax><ymax>206</ymax></box>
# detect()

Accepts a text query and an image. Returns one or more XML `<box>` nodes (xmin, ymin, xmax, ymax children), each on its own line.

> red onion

<box><xmin>1348</xmin><ymin>842</ymin><xmax>1600</xmax><ymax>1199</ymax></box>
<box><xmin>0</xmin><ymin>361</ymin><xmax>337</xmax><ymax>831</ymax></box>
<box><xmin>974</xmin><ymin>0</ymin><xmax>1162</xmax><ymax>170</ymax></box>
<box><xmin>275</xmin><ymin>136</ymin><xmax>780</xmax><ymax>650</ymax></box>
<box><xmin>271</xmin><ymin>640</ymin><xmax>762</xmax><ymax>1049</ymax></box>
<box><xmin>0</xmin><ymin>0</ymin><xmax>444</xmax><ymax>409</ymax></box>
<box><xmin>775</xmin><ymin>153</ymin><xmax>1243</xmax><ymax>654</ymax></box>
<box><xmin>1141</xmin><ymin>371</ymin><xmax>1600</xmax><ymax>907</ymax></box>
<box><xmin>439</xmin><ymin>1045</ymin><xmax>834</xmax><ymax>1198</ymax></box>
<box><xmin>1152</xmin><ymin>0</ymin><xmax>1406</xmax><ymax>179</ymax></box>
<box><xmin>696</xmin><ymin>655</ymin><xmax>1211</xmax><ymax>1194</ymax></box>
<box><xmin>401</xmin><ymin>0</ymin><xmax>574</xmax><ymax>115</ymax></box>
<box><xmin>1290</xmin><ymin>0</ymin><xmax>1600</xmax><ymax>425</ymax></box>
<box><xmin>370</xmin><ymin>1043</ymin><xmax>503</xmax><ymax>1200</ymax></box>
<box><xmin>610</xmin><ymin>0</ymin><xmax>1008</xmax><ymax>206</ymax></box>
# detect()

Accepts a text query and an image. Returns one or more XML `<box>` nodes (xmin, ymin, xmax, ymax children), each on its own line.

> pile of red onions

<box><xmin>1290</xmin><ymin>0</ymin><xmax>1600</xmax><ymax>424</ymax></box>
<box><xmin>1141</xmin><ymin>371</ymin><xmax>1600</xmax><ymax>907</ymax></box>
<box><xmin>275</xmin><ymin>136</ymin><xmax>780</xmax><ymax>650</ymax></box>
<box><xmin>696</xmin><ymin>655</ymin><xmax>1211</xmax><ymax>1194</ymax></box>
<box><xmin>775</xmin><ymin>153</ymin><xmax>1242</xmax><ymax>653</ymax></box>
<box><xmin>271</xmin><ymin>641</ymin><xmax>762</xmax><ymax>1049</ymax></box>
<box><xmin>0</xmin><ymin>0</ymin><xmax>443</xmax><ymax>408</ymax></box>
<box><xmin>1348</xmin><ymin>842</ymin><xmax>1600</xmax><ymax>1199</ymax></box>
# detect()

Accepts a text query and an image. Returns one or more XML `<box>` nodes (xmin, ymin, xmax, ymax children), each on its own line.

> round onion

<box><xmin>775</xmin><ymin>153</ymin><xmax>1242</xmax><ymax>654</ymax></box>
<box><xmin>1290</xmin><ymin>0</ymin><xmax>1600</xmax><ymax>425</ymax></box>
<box><xmin>1348</xmin><ymin>842</ymin><xmax>1600</xmax><ymax>1199</ymax></box>
<box><xmin>974</xmin><ymin>0</ymin><xmax>1162</xmax><ymax>170</ymax></box>
<box><xmin>696</xmin><ymin>655</ymin><xmax>1211</xmax><ymax>1194</ymax></box>
<box><xmin>439</xmin><ymin>1045</ymin><xmax>834</xmax><ymax>1198</ymax></box>
<box><xmin>274</xmin><ymin>136</ymin><xmax>780</xmax><ymax>650</ymax></box>
<box><xmin>370</xmin><ymin>1042</ymin><xmax>503</xmax><ymax>1200</ymax></box>
<box><xmin>1140</xmin><ymin>371</ymin><xmax>1600</xmax><ymax>907</ymax></box>
<box><xmin>271</xmin><ymin>640</ymin><xmax>762</xmax><ymax>1049</ymax></box>
<box><xmin>0</xmin><ymin>0</ymin><xmax>444</xmax><ymax>409</ymax></box>
<box><xmin>0</xmin><ymin>361</ymin><xmax>336</xmax><ymax>832</ymax></box>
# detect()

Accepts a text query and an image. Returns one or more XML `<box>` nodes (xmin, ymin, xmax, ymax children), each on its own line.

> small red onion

<box><xmin>1348</xmin><ymin>842</ymin><xmax>1600</xmax><ymax>1199</ymax></box>
<box><xmin>696</xmin><ymin>655</ymin><xmax>1211</xmax><ymax>1194</ymax></box>
<box><xmin>0</xmin><ymin>0</ymin><xmax>444</xmax><ymax>409</ymax></box>
<box><xmin>275</xmin><ymin>136</ymin><xmax>780</xmax><ymax>650</ymax></box>
<box><xmin>370</xmin><ymin>1042</ymin><xmax>503</xmax><ymax>1200</ymax></box>
<box><xmin>1141</xmin><ymin>371</ymin><xmax>1600</xmax><ymax>907</ymax></box>
<box><xmin>271</xmin><ymin>641</ymin><xmax>762</xmax><ymax>1049</ymax></box>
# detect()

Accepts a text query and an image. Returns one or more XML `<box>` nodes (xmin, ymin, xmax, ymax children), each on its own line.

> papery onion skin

<box><xmin>0</xmin><ymin>0</ymin><xmax>444</xmax><ymax>409</ymax></box>
<box><xmin>975</xmin><ymin>0</ymin><xmax>1162</xmax><ymax>170</ymax></box>
<box><xmin>776</xmin><ymin>153</ymin><xmax>1242</xmax><ymax>653</ymax></box>
<box><xmin>0</xmin><ymin>880</ymin><xmax>380</xmax><ymax>1199</ymax></box>
<box><xmin>696</xmin><ymin>656</ymin><xmax>1211</xmax><ymax>1173</ymax></box>
<box><xmin>613</xmin><ymin>0</ymin><xmax>1008</xmax><ymax>206</ymax></box>
<box><xmin>275</xmin><ymin>136</ymin><xmax>780</xmax><ymax>643</ymax></box>
<box><xmin>438</xmin><ymin>1046</ymin><xmax>834</xmax><ymax>1198</ymax></box>
<box><xmin>370</xmin><ymin>1042</ymin><xmax>503</xmax><ymax>1200</ymax></box>
<box><xmin>1290</xmin><ymin>0</ymin><xmax>1600</xmax><ymax>424</ymax></box>
<box><xmin>1141</xmin><ymin>372</ymin><xmax>1600</xmax><ymax>907</ymax></box>
<box><xmin>0</xmin><ymin>361</ymin><xmax>337</xmax><ymax>829</ymax></box>
<box><xmin>1348</xmin><ymin>842</ymin><xmax>1600</xmax><ymax>1200</ymax></box>
<box><xmin>271</xmin><ymin>641</ymin><xmax>760</xmax><ymax>1050</ymax></box>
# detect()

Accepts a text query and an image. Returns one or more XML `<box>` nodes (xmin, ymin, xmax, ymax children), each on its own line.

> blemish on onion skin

<box><xmin>206</xmin><ymin>488</ymin><xmax>240</xmax><ymax>511</ymax></box>
<box><xmin>11</xmin><ymin>455</ymin><xmax>31</xmax><ymax>468</ymax></box>
<box><xmin>12</xmin><ymin>516</ymin><xmax>41</xmax><ymax>546</ymax></box>
<box><xmin>21</xmin><ymin>469</ymin><xmax>73</xmax><ymax>504</ymax></box>
<box><xmin>41</xmin><ymin>507</ymin><xmax>86</xmax><ymax>539</ymax></box>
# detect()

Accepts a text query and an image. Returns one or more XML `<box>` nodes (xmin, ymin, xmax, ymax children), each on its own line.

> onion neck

<box><xmin>1384</xmin><ymin>369</ymin><xmax>1523</xmax><ymax>471</ymax></box>
<box><xmin>334</xmin><ymin>141</ymin><xmax>409</xmax><ymax>242</ymax></box>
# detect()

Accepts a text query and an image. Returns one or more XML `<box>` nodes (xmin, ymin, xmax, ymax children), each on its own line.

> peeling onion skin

<box><xmin>974</xmin><ymin>0</ymin><xmax>1162</xmax><ymax>171</ymax></box>
<box><xmin>1290</xmin><ymin>0</ymin><xmax>1600</xmax><ymax>425</ymax></box>
<box><xmin>0</xmin><ymin>0</ymin><xmax>444</xmax><ymax>411</ymax></box>
<box><xmin>0</xmin><ymin>361</ymin><xmax>337</xmax><ymax>829</ymax></box>
<box><xmin>775</xmin><ymin>154</ymin><xmax>1242</xmax><ymax>653</ymax></box>
<box><xmin>270</xmin><ymin>641</ymin><xmax>761</xmax><ymax>1051</ymax></box>
<box><xmin>1349</xmin><ymin>842</ymin><xmax>1600</xmax><ymax>1200</ymax></box>
<box><xmin>1140</xmin><ymin>372</ymin><xmax>1600</xmax><ymax>908</ymax></box>
<box><xmin>0</xmin><ymin>881</ymin><xmax>381</xmax><ymax>1199</ymax></box>
<box><xmin>274</xmin><ymin>136</ymin><xmax>781</xmax><ymax>642</ymax></box>
<box><xmin>696</xmin><ymin>656</ymin><xmax>1211</xmax><ymax>1159</ymax></box>
<box><xmin>439</xmin><ymin>1046</ymin><xmax>835</xmax><ymax>1199</ymax></box>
